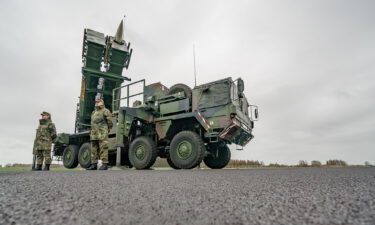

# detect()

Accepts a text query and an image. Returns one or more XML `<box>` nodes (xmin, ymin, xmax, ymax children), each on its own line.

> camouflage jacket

<box><xmin>90</xmin><ymin>106</ymin><xmax>113</xmax><ymax>140</ymax></box>
<box><xmin>34</xmin><ymin>119</ymin><xmax>57</xmax><ymax>151</ymax></box>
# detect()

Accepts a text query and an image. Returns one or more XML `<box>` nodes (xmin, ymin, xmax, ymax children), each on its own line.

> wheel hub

<box><xmin>177</xmin><ymin>141</ymin><xmax>193</xmax><ymax>159</ymax></box>
<box><xmin>135</xmin><ymin>145</ymin><xmax>146</xmax><ymax>160</ymax></box>
<box><xmin>66</xmin><ymin>151</ymin><xmax>72</xmax><ymax>160</ymax></box>
<box><xmin>82</xmin><ymin>150</ymin><xmax>89</xmax><ymax>160</ymax></box>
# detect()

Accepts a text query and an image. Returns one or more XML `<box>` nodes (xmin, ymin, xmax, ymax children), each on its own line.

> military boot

<box><xmin>86</xmin><ymin>163</ymin><xmax>97</xmax><ymax>170</ymax></box>
<box><xmin>99</xmin><ymin>163</ymin><xmax>108</xmax><ymax>170</ymax></box>
<box><xmin>34</xmin><ymin>164</ymin><xmax>42</xmax><ymax>171</ymax></box>
<box><xmin>43</xmin><ymin>164</ymin><xmax>50</xmax><ymax>171</ymax></box>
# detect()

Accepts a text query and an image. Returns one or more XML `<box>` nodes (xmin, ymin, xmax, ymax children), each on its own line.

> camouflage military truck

<box><xmin>53</xmin><ymin>19</ymin><xmax>258</xmax><ymax>169</ymax></box>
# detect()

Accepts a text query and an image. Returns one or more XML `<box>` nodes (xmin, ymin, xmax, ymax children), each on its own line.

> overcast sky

<box><xmin>0</xmin><ymin>0</ymin><xmax>374</xmax><ymax>165</ymax></box>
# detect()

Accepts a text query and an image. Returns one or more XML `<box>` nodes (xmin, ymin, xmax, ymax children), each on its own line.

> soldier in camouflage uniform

<box><xmin>33</xmin><ymin>111</ymin><xmax>57</xmax><ymax>171</ymax></box>
<box><xmin>87</xmin><ymin>99</ymin><xmax>113</xmax><ymax>170</ymax></box>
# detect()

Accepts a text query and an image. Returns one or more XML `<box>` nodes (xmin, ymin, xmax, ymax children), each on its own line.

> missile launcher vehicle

<box><xmin>53</xmin><ymin>19</ymin><xmax>258</xmax><ymax>169</ymax></box>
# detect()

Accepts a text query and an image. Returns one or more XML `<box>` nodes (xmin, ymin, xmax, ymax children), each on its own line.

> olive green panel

<box><xmin>82</xmin><ymin>29</ymin><xmax>106</xmax><ymax>71</ymax></box>
<box><xmin>55</xmin><ymin>133</ymin><xmax>70</xmax><ymax>145</ymax></box>
<box><xmin>105</xmin><ymin>37</ymin><xmax>132</xmax><ymax>76</ymax></box>
<box><xmin>143</xmin><ymin>83</ymin><xmax>169</xmax><ymax>103</ymax></box>
<box><xmin>159</xmin><ymin>98</ymin><xmax>189</xmax><ymax>116</ymax></box>
<box><xmin>107</xmin><ymin>48</ymin><xmax>131</xmax><ymax>75</ymax></box>
<box><xmin>77</xmin><ymin>68</ymin><xmax>126</xmax><ymax>132</ymax></box>
<box><xmin>155</xmin><ymin>120</ymin><xmax>171</xmax><ymax>139</ymax></box>
<box><xmin>108</xmin><ymin>137</ymin><xmax>117</xmax><ymax>151</ymax></box>
<box><xmin>115</xmin><ymin>110</ymin><xmax>125</xmax><ymax>146</ymax></box>
<box><xmin>192</xmin><ymin>78</ymin><xmax>232</xmax><ymax>111</ymax></box>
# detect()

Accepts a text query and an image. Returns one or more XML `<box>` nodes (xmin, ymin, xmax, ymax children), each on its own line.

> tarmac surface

<box><xmin>0</xmin><ymin>167</ymin><xmax>374</xmax><ymax>225</ymax></box>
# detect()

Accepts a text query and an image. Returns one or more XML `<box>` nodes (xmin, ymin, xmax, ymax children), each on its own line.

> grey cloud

<box><xmin>0</xmin><ymin>0</ymin><xmax>374</xmax><ymax>165</ymax></box>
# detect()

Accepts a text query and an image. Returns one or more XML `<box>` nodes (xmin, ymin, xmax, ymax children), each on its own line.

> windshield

<box><xmin>197</xmin><ymin>80</ymin><xmax>231</xmax><ymax>109</ymax></box>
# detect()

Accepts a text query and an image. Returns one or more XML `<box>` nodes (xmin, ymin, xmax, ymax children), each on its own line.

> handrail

<box><xmin>112</xmin><ymin>79</ymin><xmax>145</xmax><ymax>111</ymax></box>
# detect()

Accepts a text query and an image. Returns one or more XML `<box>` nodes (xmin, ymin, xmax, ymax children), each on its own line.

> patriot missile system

<box><xmin>53</xmin><ymin>19</ymin><xmax>258</xmax><ymax>169</ymax></box>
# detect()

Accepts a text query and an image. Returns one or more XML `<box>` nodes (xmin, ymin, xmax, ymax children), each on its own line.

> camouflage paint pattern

<box><xmin>36</xmin><ymin>149</ymin><xmax>52</xmax><ymax>165</ymax></box>
<box><xmin>90</xmin><ymin>105</ymin><xmax>113</xmax><ymax>163</ymax></box>
<box><xmin>155</xmin><ymin>120</ymin><xmax>171</xmax><ymax>139</ymax></box>
<box><xmin>54</xmin><ymin>19</ymin><xmax>257</xmax><ymax>166</ymax></box>
<box><xmin>34</xmin><ymin>118</ymin><xmax>56</xmax><ymax>165</ymax></box>
<box><xmin>35</xmin><ymin>119</ymin><xmax>57</xmax><ymax>150</ymax></box>
<box><xmin>90</xmin><ymin>106</ymin><xmax>113</xmax><ymax>140</ymax></box>
<box><xmin>91</xmin><ymin>140</ymin><xmax>109</xmax><ymax>163</ymax></box>
<box><xmin>143</xmin><ymin>82</ymin><xmax>169</xmax><ymax>103</ymax></box>
<box><xmin>115</xmin><ymin>106</ymin><xmax>154</xmax><ymax>147</ymax></box>
<box><xmin>115</xmin><ymin>77</ymin><xmax>255</xmax><ymax>147</ymax></box>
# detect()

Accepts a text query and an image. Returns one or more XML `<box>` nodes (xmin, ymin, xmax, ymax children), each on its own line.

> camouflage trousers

<box><xmin>36</xmin><ymin>149</ymin><xmax>51</xmax><ymax>165</ymax></box>
<box><xmin>91</xmin><ymin>140</ymin><xmax>109</xmax><ymax>164</ymax></box>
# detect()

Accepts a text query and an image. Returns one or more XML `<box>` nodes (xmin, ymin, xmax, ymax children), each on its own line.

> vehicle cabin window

<box><xmin>241</xmin><ymin>97</ymin><xmax>249</xmax><ymax>116</ymax></box>
<box><xmin>231</xmin><ymin>82</ymin><xmax>240</xmax><ymax>108</ymax></box>
<box><xmin>198</xmin><ymin>81</ymin><xmax>231</xmax><ymax>109</ymax></box>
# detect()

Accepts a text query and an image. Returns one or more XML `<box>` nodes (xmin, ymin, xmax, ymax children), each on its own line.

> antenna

<box><xmin>193</xmin><ymin>43</ymin><xmax>197</xmax><ymax>87</ymax></box>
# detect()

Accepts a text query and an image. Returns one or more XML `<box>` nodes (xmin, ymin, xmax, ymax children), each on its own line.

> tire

<box><xmin>204</xmin><ymin>145</ymin><xmax>231</xmax><ymax>169</ymax></box>
<box><xmin>78</xmin><ymin>143</ymin><xmax>91</xmax><ymax>168</ymax></box>
<box><xmin>129</xmin><ymin>136</ymin><xmax>158</xmax><ymax>169</ymax></box>
<box><xmin>168</xmin><ymin>83</ymin><xmax>192</xmax><ymax>102</ymax></box>
<box><xmin>169</xmin><ymin>131</ymin><xmax>206</xmax><ymax>169</ymax></box>
<box><xmin>167</xmin><ymin>157</ymin><xmax>180</xmax><ymax>170</ymax></box>
<box><xmin>63</xmin><ymin>145</ymin><xmax>79</xmax><ymax>169</ymax></box>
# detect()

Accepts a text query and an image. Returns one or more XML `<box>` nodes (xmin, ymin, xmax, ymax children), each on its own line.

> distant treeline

<box><xmin>2</xmin><ymin>159</ymin><xmax>373</xmax><ymax>168</ymax></box>
<box><xmin>154</xmin><ymin>158</ymin><xmax>371</xmax><ymax>168</ymax></box>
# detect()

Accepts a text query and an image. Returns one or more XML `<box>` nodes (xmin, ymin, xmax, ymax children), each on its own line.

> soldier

<box><xmin>33</xmin><ymin>111</ymin><xmax>57</xmax><ymax>171</ymax></box>
<box><xmin>87</xmin><ymin>99</ymin><xmax>113</xmax><ymax>170</ymax></box>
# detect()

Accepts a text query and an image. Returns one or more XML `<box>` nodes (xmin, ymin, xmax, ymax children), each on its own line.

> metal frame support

<box><xmin>116</xmin><ymin>147</ymin><xmax>121</xmax><ymax>166</ymax></box>
<box><xmin>112</xmin><ymin>79</ymin><xmax>146</xmax><ymax>111</ymax></box>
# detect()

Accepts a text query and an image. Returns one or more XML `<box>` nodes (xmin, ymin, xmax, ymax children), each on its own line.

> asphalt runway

<box><xmin>0</xmin><ymin>168</ymin><xmax>374</xmax><ymax>225</ymax></box>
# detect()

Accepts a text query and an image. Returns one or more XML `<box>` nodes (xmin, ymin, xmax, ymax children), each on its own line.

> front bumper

<box><xmin>218</xmin><ymin>120</ymin><xmax>253</xmax><ymax>146</ymax></box>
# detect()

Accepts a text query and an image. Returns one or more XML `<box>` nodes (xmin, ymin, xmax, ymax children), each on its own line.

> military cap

<box><xmin>41</xmin><ymin>111</ymin><xmax>51</xmax><ymax>117</ymax></box>
<box><xmin>96</xmin><ymin>99</ymin><xmax>104</xmax><ymax>104</ymax></box>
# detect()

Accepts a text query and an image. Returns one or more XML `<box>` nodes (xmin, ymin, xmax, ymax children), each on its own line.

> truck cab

<box><xmin>192</xmin><ymin>77</ymin><xmax>257</xmax><ymax>147</ymax></box>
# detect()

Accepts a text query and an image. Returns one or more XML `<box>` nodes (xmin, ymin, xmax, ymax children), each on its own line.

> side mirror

<box><xmin>250</xmin><ymin>105</ymin><xmax>259</xmax><ymax>121</ymax></box>
<box><xmin>237</xmin><ymin>78</ymin><xmax>244</xmax><ymax>94</ymax></box>
<box><xmin>254</xmin><ymin>108</ymin><xmax>258</xmax><ymax>120</ymax></box>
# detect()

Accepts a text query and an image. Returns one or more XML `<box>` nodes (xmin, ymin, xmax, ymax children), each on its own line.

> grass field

<box><xmin>0</xmin><ymin>167</ymin><xmax>175</xmax><ymax>172</ymax></box>
<box><xmin>0</xmin><ymin>167</ymin><xmax>84</xmax><ymax>172</ymax></box>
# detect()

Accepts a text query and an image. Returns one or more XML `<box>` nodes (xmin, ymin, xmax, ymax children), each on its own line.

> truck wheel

<box><xmin>168</xmin><ymin>83</ymin><xmax>192</xmax><ymax>101</ymax></box>
<box><xmin>63</xmin><ymin>145</ymin><xmax>79</xmax><ymax>169</ymax></box>
<box><xmin>129</xmin><ymin>136</ymin><xmax>158</xmax><ymax>169</ymax></box>
<box><xmin>169</xmin><ymin>131</ymin><xmax>206</xmax><ymax>169</ymax></box>
<box><xmin>204</xmin><ymin>145</ymin><xmax>231</xmax><ymax>169</ymax></box>
<box><xmin>78</xmin><ymin>143</ymin><xmax>91</xmax><ymax>168</ymax></box>
<box><xmin>167</xmin><ymin>157</ymin><xmax>180</xmax><ymax>170</ymax></box>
